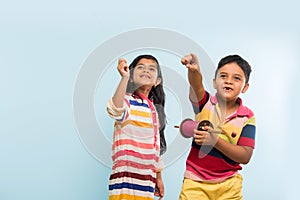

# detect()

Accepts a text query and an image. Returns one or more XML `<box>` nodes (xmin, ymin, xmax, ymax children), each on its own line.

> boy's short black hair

<box><xmin>215</xmin><ymin>55</ymin><xmax>252</xmax><ymax>83</ymax></box>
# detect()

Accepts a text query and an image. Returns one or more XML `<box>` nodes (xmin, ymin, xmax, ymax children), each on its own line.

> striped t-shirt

<box><xmin>107</xmin><ymin>93</ymin><xmax>163</xmax><ymax>200</ymax></box>
<box><xmin>184</xmin><ymin>91</ymin><xmax>256</xmax><ymax>182</ymax></box>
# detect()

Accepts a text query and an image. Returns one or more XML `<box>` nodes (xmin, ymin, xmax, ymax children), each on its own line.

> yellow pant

<box><xmin>179</xmin><ymin>174</ymin><xmax>243</xmax><ymax>200</ymax></box>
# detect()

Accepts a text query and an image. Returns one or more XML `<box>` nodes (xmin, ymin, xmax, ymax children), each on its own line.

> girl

<box><xmin>107</xmin><ymin>55</ymin><xmax>166</xmax><ymax>200</ymax></box>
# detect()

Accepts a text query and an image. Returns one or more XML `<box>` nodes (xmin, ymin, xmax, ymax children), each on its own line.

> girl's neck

<box><xmin>135</xmin><ymin>87</ymin><xmax>151</xmax><ymax>98</ymax></box>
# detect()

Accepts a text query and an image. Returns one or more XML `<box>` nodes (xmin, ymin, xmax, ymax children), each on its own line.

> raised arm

<box><xmin>112</xmin><ymin>58</ymin><xmax>130</xmax><ymax>108</ymax></box>
<box><xmin>181</xmin><ymin>53</ymin><xmax>205</xmax><ymax>102</ymax></box>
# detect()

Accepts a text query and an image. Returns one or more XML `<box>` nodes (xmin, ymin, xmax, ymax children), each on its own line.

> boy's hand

<box><xmin>181</xmin><ymin>53</ymin><xmax>200</xmax><ymax>72</ymax></box>
<box><xmin>193</xmin><ymin>127</ymin><xmax>219</xmax><ymax>146</ymax></box>
<box><xmin>117</xmin><ymin>58</ymin><xmax>129</xmax><ymax>78</ymax></box>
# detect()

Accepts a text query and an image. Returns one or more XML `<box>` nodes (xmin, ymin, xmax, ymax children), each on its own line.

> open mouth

<box><xmin>223</xmin><ymin>86</ymin><xmax>233</xmax><ymax>92</ymax></box>
<box><xmin>140</xmin><ymin>74</ymin><xmax>151</xmax><ymax>79</ymax></box>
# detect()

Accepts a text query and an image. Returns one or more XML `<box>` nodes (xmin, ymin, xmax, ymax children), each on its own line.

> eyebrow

<box><xmin>233</xmin><ymin>73</ymin><xmax>243</xmax><ymax>78</ymax></box>
<box><xmin>219</xmin><ymin>72</ymin><xmax>243</xmax><ymax>77</ymax></box>
<box><xmin>136</xmin><ymin>63</ymin><xmax>157</xmax><ymax>68</ymax></box>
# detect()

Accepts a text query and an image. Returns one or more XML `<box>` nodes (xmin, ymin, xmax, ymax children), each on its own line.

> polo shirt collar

<box><xmin>210</xmin><ymin>94</ymin><xmax>251</xmax><ymax>117</ymax></box>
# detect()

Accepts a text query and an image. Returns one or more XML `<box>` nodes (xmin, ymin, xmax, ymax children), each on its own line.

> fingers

<box><xmin>154</xmin><ymin>184</ymin><xmax>164</xmax><ymax>198</ymax></box>
<box><xmin>194</xmin><ymin>129</ymin><xmax>206</xmax><ymax>140</ymax></box>
<box><xmin>193</xmin><ymin>129</ymin><xmax>208</xmax><ymax>145</ymax></box>
<box><xmin>117</xmin><ymin>58</ymin><xmax>129</xmax><ymax>76</ymax></box>
<box><xmin>181</xmin><ymin>53</ymin><xmax>199</xmax><ymax>65</ymax></box>
<box><xmin>181</xmin><ymin>54</ymin><xmax>193</xmax><ymax>65</ymax></box>
<box><xmin>154</xmin><ymin>190</ymin><xmax>163</xmax><ymax>198</ymax></box>
<box><xmin>181</xmin><ymin>53</ymin><xmax>200</xmax><ymax>72</ymax></box>
<box><xmin>154</xmin><ymin>190</ymin><xmax>159</xmax><ymax>197</ymax></box>
<box><xmin>159</xmin><ymin>186</ymin><xmax>164</xmax><ymax>198</ymax></box>
<box><xmin>207</xmin><ymin>127</ymin><xmax>223</xmax><ymax>134</ymax></box>
<box><xmin>118</xmin><ymin>58</ymin><xmax>128</xmax><ymax>70</ymax></box>
<box><xmin>193</xmin><ymin>129</ymin><xmax>206</xmax><ymax>139</ymax></box>
<box><xmin>118</xmin><ymin>58</ymin><xmax>126</xmax><ymax>64</ymax></box>
<box><xmin>194</xmin><ymin>128</ymin><xmax>220</xmax><ymax>145</ymax></box>
<box><xmin>190</xmin><ymin>53</ymin><xmax>199</xmax><ymax>64</ymax></box>
<box><xmin>154</xmin><ymin>191</ymin><xmax>164</xmax><ymax>198</ymax></box>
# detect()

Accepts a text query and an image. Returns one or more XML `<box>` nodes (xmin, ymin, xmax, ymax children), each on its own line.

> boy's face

<box><xmin>213</xmin><ymin>62</ymin><xmax>249</xmax><ymax>102</ymax></box>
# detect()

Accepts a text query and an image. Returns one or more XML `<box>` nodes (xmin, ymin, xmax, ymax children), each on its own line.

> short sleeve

<box><xmin>156</xmin><ymin>157</ymin><xmax>165</xmax><ymax>172</ymax></box>
<box><xmin>190</xmin><ymin>91</ymin><xmax>209</xmax><ymax>114</ymax></box>
<box><xmin>106</xmin><ymin>98</ymin><xmax>126</xmax><ymax>121</ymax></box>
<box><xmin>238</xmin><ymin>116</ymin><xmax>256</xmax><ymax>148</ymax></box>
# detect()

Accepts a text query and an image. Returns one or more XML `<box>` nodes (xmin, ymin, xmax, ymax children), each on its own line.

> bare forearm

<box><xmin>188</xmin><ymin>70</ymin><xmax>205</xmax><ymax>102</ymax></box>
<box><xmin>181</xmin><ymin>53</ymin><xmax>205</xmax><ymax>102</ymax></box>
<box><xmin>156</xmin><ymin>171</ymin><xmax>162</xmax><ymax>180</ymax></box>
<box><xmin>112</xmin><ymin>77</ymin><xmax>129</xmax><ymax>108</ymax></box>
<box><xmin>214</xmin><ymin>137</ymin><xmax>253</xmax><ymax>164</ymax></box>
<box><xmin>155</xmin><ymin>171</ymin><xmax>164</xmax><ymax>198</ymax></box>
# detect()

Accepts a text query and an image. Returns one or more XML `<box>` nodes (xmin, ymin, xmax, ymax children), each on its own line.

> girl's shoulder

<box><xmin>125</xmin><ymin>93</ymin><xmax>152</xmax><ymax>109</ymax></box>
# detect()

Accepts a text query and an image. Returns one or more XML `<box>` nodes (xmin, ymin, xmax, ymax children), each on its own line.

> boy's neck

<box><xmin>216</xmin><ymin>95</ymin><xmax>239</xmax><ymax>120</ymax></box>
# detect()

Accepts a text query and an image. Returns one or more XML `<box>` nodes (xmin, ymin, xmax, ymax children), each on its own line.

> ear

<box><xmin>241</xmin><ymin>83</ymin><xmax>249</xmax><ymax>93</ymax></box>
<box><xmin>155</xmin><ymin>77</ymin><xmax>162</xmax><ymax>87</ymax></box>
<box><xmin>213</xmin><ymin>78</ymin><xmax>217</xmax><ymax>89</ymax></box>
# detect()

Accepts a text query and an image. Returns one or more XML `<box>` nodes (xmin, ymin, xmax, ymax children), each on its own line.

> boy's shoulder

<box><xmin>236</xmin><ymin>97</ymin><xmax>255</xmax><ymax>118</ymax></box>
<box><xmin>209</xmin><ymin>93</ymin><xmax>255</xmax><ymax>118</ymax></box>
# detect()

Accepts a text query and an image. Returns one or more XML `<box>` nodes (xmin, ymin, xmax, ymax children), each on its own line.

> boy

<box><xmin>179</xmin><ymin>53</ymin><xmax>256</xmax><ymax>200</ymax></box>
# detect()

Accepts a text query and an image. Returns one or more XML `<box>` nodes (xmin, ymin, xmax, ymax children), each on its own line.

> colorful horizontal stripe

<box><xmin>121</xmin><ymin>120</ymin><xmax>153</xmax><ymax>129</ymax></box>
<box><xmin>109</xmin><ymin>194</ymin><xmax>154</xmax><ymax>200</ymax></box>
<box><xmin>110</xmin><ymin>172</ymin><xmax>156</xmax><ymax>183</ymax></box>
<box><xmin>129</xmin><ymin>100</ymin><xmax>149</xmax><ymax>108</ymax></box>
<box><xmin>109</xmin><ymin>182</ymin><xmax>154</xmax><ymax>193</ymax></box>
<box><xmin>107</xmin><ymin>94</ymin><xmax>161</xmax><ymax>199</ymax></box>
<box><xmin>130</xmin><ymin>109</ymin><xmax>152</xmax><ymax>118</ymax></box>
<box><xmin>112</xmin><ymin>150</ymin><xmax>159</xmax><ymax>163</ymax></box>
<box><xmin>112</xmin><ymin>139</ymin><xmax>155</xmax><ymax>150</ymax></box>
<box><xmin>112</xmin><ymin>160</ymin><xmax>156</xmax><ymax>171</ymax></box>
<box><xmin>185</xmin><ymin>92</ymin><xmax>256</xmax><ymax>182</ymax></box>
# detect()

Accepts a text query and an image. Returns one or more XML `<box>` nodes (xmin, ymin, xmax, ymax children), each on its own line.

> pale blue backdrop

<box><xmin>1</xmin><ymin>0</ymin><xmax>299</xmax><ymax>199</ymax></box>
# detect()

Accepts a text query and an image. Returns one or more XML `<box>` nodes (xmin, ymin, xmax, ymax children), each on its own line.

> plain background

<box><xmin>1</xmin><ymin>0</ymin><xmax>299</xmax><ymax>199</ymax></box>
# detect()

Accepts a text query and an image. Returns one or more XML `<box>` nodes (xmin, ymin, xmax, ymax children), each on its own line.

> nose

<box><xmin>143</xmin><ymin>66</ymin><xmax>150</xmax><ymax>73</ymax></box>
<box><xmin>224</xmin><ymin>77</ymin><xmax>232</xmax><ymax>84</ymax></box>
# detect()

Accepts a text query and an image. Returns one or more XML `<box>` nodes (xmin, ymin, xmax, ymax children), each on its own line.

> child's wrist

<box><xmin>121</xmin><ymin>76</ymin><xmax>129</xmax><ymax>80</ymax></box>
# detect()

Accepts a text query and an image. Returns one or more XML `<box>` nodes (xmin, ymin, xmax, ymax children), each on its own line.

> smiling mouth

<box><xmin>223</xmin><ymin>87</ymin><xmax>233</xmax><ymax>91</ymax></box>
<box><xmin>140</xmin><ymin>74</ymin><xmax>150</xmax><ymax>79</ymax></box>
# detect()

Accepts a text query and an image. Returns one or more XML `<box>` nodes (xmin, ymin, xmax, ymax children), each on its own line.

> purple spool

<box><xmin>180</xmin><ymin>119</ymin><xmax>214</xmax><ymax>138</ymax></box>
<box><xmin>179</xmin><ymin>118</ymin><xmax>200</xmax><ymax>138</ymax></box>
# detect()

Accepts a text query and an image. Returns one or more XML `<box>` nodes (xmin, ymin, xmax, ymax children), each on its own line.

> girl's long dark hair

<box><xmin>126</xmin><ymin>55</ymin><xmax>167</xmax><ymax>155</ymax></box>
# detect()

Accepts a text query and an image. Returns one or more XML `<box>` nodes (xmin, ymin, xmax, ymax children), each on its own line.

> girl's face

<box><xmin>132</xmin><ymin>58</ymin><xmax>161</xmax><ymax>90</ymax></box>
<box><xmin>213</xmin><ymin>62</ymin><xmax>249</xmax><ymax>102</ymax></box>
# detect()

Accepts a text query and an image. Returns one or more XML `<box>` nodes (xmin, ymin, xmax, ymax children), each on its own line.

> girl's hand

<box><xmin>154</xmin><ymin>172</ymin><xmax>164</xmax><ymax>199</ymax></box>
<box><xmin>181</xmin><ymin>53</ymin><xmax>200</xmax><ymax>72</ymax></box>
<box><xmin>117</xmin><ymin>58</ymin><xmax>129</xmax><ymax>78</ymax></box>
